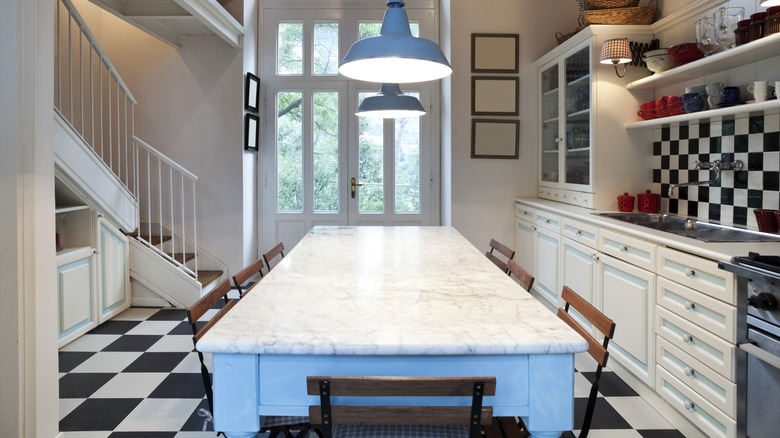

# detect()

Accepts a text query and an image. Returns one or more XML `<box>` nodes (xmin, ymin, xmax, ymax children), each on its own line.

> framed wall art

<box><xmin>244</xmin><ymin>113</ymin><xmax>259</xmax><ymax>151</ymax></box>
<box><xmin>471</xmin><ymin>33</ymin><xmax>519</xmax><ymax>73</ymax></box>
<box><xmin>245</xmin><ymin>72</ymin><xmax>260</xmax><ymax>113</ymax></box>
<box><xmin>471</xmin><ymin>76</ymin><xmax>519</xmax><ymax>116</ymax></box>
<box><xmin>471</xmin><ymin>119</ymin><xmax>519</xmax><ymax>159</ymax></box>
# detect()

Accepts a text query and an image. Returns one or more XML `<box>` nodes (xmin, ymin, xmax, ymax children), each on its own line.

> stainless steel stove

<box><xmin>720</xmin><ymin>253</ymin><xmax>780</xmax><ymax>438</ymax></box>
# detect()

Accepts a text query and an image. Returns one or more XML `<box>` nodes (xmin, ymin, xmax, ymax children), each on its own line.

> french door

<box><xmin>260</xmin><ymin>3</ymin><xmax>440</xmax><ymax>250</ymax></box>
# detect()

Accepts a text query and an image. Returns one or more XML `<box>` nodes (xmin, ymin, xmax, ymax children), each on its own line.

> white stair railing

<box><xmin>134</xmin><ymin>136</ymin><xmax>199</xmax><ymax>279</ymax></box>
<box><xmin>55</xmin><ymin>0</ymin><xmax>201</xmax><ymax>281</ymax></box>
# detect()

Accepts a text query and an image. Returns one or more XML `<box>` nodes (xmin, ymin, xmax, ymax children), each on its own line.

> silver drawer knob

<box><xmin>684</xmin><ymin>401</ymin><xmax>695</xmax><ymax>412</ymax></box>
<box><xmin>685</xmin><ymin>268</ymin><xmax>696</xmax><ymax>278</ymax></box>
<box><xmin>575</xmin><ymin>230</ymin><xmax>582</xmax><ymax>236</ymax></box>
<box><xmin>619</xmin><ymin>245</ymin><xmax>628</xmax><ymax>253</ymax></box>
<box><xmin>591</xmin><ymin>254</ymin><xmax>599</xmax><ymax>262</ymax></box>
<box><xmin>684</xmin><ymin>367</ymin><xmax>695</xmax><ymax>378</ymax></box>
<box><xmin>684</xmin><ymin>302</ymin><xmax>696</xmax><ymax>311</ymax></box>
<box><xmin>682</xmin><ymin>334</ymin><xmax>694</xmax><ymax>344</ymax></box>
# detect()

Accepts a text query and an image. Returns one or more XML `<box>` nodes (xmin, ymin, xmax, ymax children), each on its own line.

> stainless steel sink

<box><xmin>594</xmin><ymin>212</ymin><xmax>780</xmax><ymax>242</ymax></box>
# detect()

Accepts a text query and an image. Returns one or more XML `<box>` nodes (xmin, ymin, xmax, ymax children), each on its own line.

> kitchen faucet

<box><xmin>667</xmin><ymin>159</ymin><xmax>744</xmax><ymax>197</ymax></box>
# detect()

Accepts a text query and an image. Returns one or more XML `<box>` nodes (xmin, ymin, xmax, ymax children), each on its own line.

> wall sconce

<box><xmin>356</xmin><ymin>83</ymin><xmax>425</xmax><ymax>118</ymax></box>
<box><xmin>761</xmin><ymin>1</ymin><xmax>780</xmax><ymax>6</ymax></box>
<box><xmin>599</xmin><ymin>38</ymin><xmax>632</xmax><ymax>78</ymax></box>
<box><xmin>339</xmin><ymin>0</ymin><xmax>452</xmax><ymax>84</ymax></box>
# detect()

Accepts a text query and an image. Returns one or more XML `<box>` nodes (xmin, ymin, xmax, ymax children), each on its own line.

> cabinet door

<box><xmin>562</xmin><ymin>238</ymin><xmax>598</xmax><ymax>306</ymax></box>
<box><xmin>534</xmin><ymin>227</ymin><xmax>561</xmax><ymax>307</ymax></box>
<box><xmin>562</xmin><ymin>45</ymin><xmax>591</xmax><ymax>188</ymax></box>
<box><xmin>597</xmin><ymin>253</ymin><xmax>655</xmax><ymax>386</ymax></box>
<box><xmin>515</xmin><ymin>217</ymin><xmax>535</xmax><ymax>278</ymax></box>
<box><xmin>58</xmin><ymin>253</ymin><xmax>96</xmax><ymax>347</ymax></box>
<box><xmin>98</xmin><ymin>220</ymin><xmax>130</xmax><ymax>323</ymax></box>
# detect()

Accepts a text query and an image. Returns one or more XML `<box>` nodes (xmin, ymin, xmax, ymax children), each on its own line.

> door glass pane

<box><xmin>358</xmin><ymin>21</ymin><xmax>419</xmax><ymax>39</ymax></box>
<box><xmin>313</xmin><ymin>22</ymin><xmax>339</xmax><ymax>75</ymax></box>
<box><xmin>541</xmin><ymin>64</ymin><xmax>559</xmax><ymax>183</ymax></box>
<box><xmin>278</xmin><ymin>22</ymin><xmax>303</xmax><ymax>75</ymax></box>
<box><xmin>277</xmin><ymin>91</ymin><xmax>303</xmax><ymax>211</ymax></box>
<box><xmin>564</xmin><ymin>46</ymin><xmax>590</xmax><ymax>185</ymax></box>
<box><xmin>358</xmin><ymin>92</ymin><xmax>384</xmax><ymax>213</ymax></box>
<box><xmin>395</xmin><ymin>92</ymin><xmax>420</xmax><ymax>213</ymax></box>
<box><xmin>313</xmin><ymin>91</ymin><xmax>339</xmax><ymax>212</ymax></box>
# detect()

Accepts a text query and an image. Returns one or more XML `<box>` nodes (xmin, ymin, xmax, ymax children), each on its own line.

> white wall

<box><xmin>72</xmin><ymin>0</ymin><xmax>251</xmax><ymax>276</ymax></box>
<box><xmin>443</xmin><ymin>0</ymin><xmax>579</xmax><ymax>249</ymax></box>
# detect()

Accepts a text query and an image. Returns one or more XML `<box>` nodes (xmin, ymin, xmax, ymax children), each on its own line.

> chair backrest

<box><xmin>263</xmin><ymin>242</ymin><xmax>286</xmax><ymax>271</ymax></box>
<box><xmin>507</xmin><ymin>259</ymin><xmax>534</xmax><ymax>291</ymax></box>
<box><xmin>232</xmin><ymin>258</ymin><xmax>265</xmax><ymax>299</ymax></box>
<box><xmin>558</xmin><ymin>285</ymin><xmax>616</xmax><ymax>438</ymax></box>
<box><xmin>485</xmin><ymin>238</ymin><xmax>515</xmax><ymax>274</ymax></box>
<box><xmin>186</xmin><ymin>279</ymin><xmax>236</xmax><ymax>413</ymax></box>
<box><xmin>307</xmin><ymin>376</ymin><xmax>496</xmax><ymax>438</ymax></box>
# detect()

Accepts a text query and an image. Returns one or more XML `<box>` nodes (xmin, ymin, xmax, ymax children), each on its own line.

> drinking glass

<box><xmin>715</xmin><ymin>7</ymin><xmax>745</xmax><ymax>50</ymax></box>
<box><xmin>696</xmin><ymin>16</ymin><xmax>723</xmax><ymax>56</ymax></box>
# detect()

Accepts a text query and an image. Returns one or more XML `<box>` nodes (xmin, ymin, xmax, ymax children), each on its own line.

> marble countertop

<box><xmin>515</xmin><ymin>197</ymin><xmax>780</xmax><ymax>262</ymax></box>
<box><xmin>197</xmin><ymin>226</ymin><xmax>588</xmax><ymax>356</ymax></box>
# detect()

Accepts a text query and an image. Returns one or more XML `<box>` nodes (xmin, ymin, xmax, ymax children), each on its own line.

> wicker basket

<box><xmin>585</xmin><ymin>0</ymin><xmax>640</xmax><ymax>10</ymax></box>
<box><xmin>584</xmin><ymin>6</ymin><xmax>656</xmax><ymax>25</ymax></box>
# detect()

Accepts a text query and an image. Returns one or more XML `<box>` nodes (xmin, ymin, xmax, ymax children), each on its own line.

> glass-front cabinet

<box><xmin>534</xmin><ymin>26</ymin><xmax>655</xmax><ymax>210</ymax></box>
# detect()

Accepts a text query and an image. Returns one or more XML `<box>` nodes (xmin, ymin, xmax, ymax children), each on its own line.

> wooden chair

<box><xmin>188</xmin><ymin>279</ymin><xmax>313</xmax><ymax>437</ymax></box>
<box><xmin>307</xmin><ymin>376</ymin><xmax>501</xmax><ymax>438</ymax></box>
<box><xmin>502</xmin><ymin>286</ymin><xmax>616</xmax><ymax>438</ymax></box>
<box><xmin>507</xmin><ymin>259</ymin><xmax>534</xmax><ymax>291</ymax></box>
<box><xmin>263</xmin><ymin>242</ymin><xmax>286</xmax><ymax>271</ymax></box>
<box><xmin>231</xmin><ymin>258</ymin><xmax>265</xmax><ymax>299</ymax></box>
<box><xmin>485</xmin><ymin>238</ymin><xmax>515</xmax><ymax>274</ymax></box>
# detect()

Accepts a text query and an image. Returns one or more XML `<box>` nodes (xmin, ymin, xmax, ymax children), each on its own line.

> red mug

<box><xmin>638</xmin><ymin>109</ymin><xmax>657</xmax><ymax>120</ymax></box>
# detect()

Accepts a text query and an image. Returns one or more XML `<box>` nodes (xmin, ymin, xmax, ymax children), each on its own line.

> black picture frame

<box><xmin>471</xmin><ymin>76</ymin><xmax>519</xmax><ymax>116</ymax></box>
<box><xmin>471</xmin><ymin>33</ymin><xmax>519</xmax><ymax>73</ymax></box>
<box><xmin>244</xmin><ymin>113</ymin><xmax>259</xmax><ymax>151</ymax></box>
<box><xmin>245</xmin><ymin>72</ymin><xmax>260</xmax><ymax>113</ymax></box>
<box><xmin>471</xmin><ymin>119</ymin><xmax>519</xmax><ymax>159</ymax></box>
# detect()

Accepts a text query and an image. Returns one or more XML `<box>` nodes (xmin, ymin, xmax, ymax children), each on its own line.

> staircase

<box><xmin>53</xmin><ymin>0</ymin><xmax>226</xmax><ymax>307</ymax></box>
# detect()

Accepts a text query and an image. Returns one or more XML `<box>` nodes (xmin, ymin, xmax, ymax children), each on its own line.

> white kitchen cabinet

<box><xmin>514</xmin><ymin>209</ymin><xmax>536</xmax><ymax>282</ymax></box>
<box><xmin>98</xmin><ymin>218</ymin><xmax>130</xmax><ymax>323</ymax></box>
<box><xmin>562</xmin><ymin>238</ymin><xmax>599</xmax><ymax>306</ymax></box>
<box><xmin>534</xmin><ymin>25</ymin><xmax>655</xmax><ymax>209</ymax></box>
<box><xmin>597</xmin><ymin>252</ymin><xmax>656</xmax><ymax>386</ymax></box>
<box><xmin>57</xmin><ymin>247</ymin><xmax>97</xmax><ymax>347</ymax></box>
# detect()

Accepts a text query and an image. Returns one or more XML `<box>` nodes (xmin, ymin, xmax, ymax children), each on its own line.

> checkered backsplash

<box><xmin>653</xmin><ymin>113</ymin><xmax>780</xmax><ymax>228</ymax></box>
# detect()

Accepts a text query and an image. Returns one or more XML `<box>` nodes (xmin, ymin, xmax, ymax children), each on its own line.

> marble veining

<box><xmin>197</xmin><ymin>226</ymin><xmax>588</xmax><ymax>356</ymax></box>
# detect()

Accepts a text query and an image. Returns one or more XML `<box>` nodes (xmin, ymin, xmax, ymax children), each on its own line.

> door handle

<box><xmin>351</xmin><ymin>177</ymin><xmax>363</xmax><ymax>199</ymax></box>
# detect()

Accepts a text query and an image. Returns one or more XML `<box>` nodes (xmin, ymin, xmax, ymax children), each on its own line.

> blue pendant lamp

<box><xmin>356</xmin><ymin>83</ymin><xmax>426</xmax><ymax>118</ymax></box>
<box><xmin>339</xmin><ymin>0</ymin><xmax>452</xmax><ymax>83</ymax></box>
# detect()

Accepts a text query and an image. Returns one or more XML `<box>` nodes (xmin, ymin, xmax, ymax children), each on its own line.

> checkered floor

<box><xmin>59</xmin><ymin>306</ymin><xmax>686</xmax><ymax>438</ymax></box>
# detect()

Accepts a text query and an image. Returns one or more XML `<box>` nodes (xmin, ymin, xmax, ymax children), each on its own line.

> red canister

<box><xmin>736</xmin><ymin>19</ymin><xmax>751</xmax><ymax>46</ymax></box>
<box><xmin>749</xmin><ymin>12</ymin><xmax>767</xmax><ymax>42</ymax></box>
<box><xmin>617</xmin><ymin>193</ymin><xmax>635</xmax><ymax>212</ymax></box>
<box><xmin>637</xmin><ymin>190</ymin><xmax>660</xmax><ymax>213</ymax></box>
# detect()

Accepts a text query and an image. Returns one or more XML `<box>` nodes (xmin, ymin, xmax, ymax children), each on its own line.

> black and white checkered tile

<box><xmin>59</xmin><ymin>306</ymin><xmax>685</xmax><ymax>438</ymax></box>
<box><xmin>653</xmin><ymin>113</ymin><xmax>780</xmax><ymax>228</ymax></box>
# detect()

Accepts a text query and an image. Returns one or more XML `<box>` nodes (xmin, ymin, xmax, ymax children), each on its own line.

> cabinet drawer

<box><xmin>657</xmin><ymin>247</ymin><xmax>735</xmax><ymax>305</ymax></box>
<box><xmin>656</xmin><ymin>336</ymin><xmax>736</xmax><ymax>417</ymax></box>
<box><xmin>656</xmin><ymin>306</ymin><xmax>735</xmax><ymax>380</ymax></box>
<box><xmin>535</xmin><ymin>210</ymin><xmax>562</xmax><ymax>233</ymax></box>
<box><xmin>656</xmin><ymin>277</ymin><xmax>736</xmax><ymax>343</ymax></box>
<box><xmin>562</xmin><ymin>217</ymin><xmax>598</xmax><ymax>249</ymax></box>
<box><xmin>598</xmin><ymin>228</ymin><xmax>656</xmax><ymax>271</ymax></box>
<box><xmin>515</xmin><ymin>203</ymin><xmax>536</xmax><ymax>221</ymax></box>
<box><xmin>579</xmin><ymin>192</ymin><xmax>594</xmax><ymax>209</ymax></box>
<box><xmin>538</xmin><ymin>187</ymin><xmax>561</xmax><ymax>202</ymax></box>
<box><xmin>656</xmin><ymin>366</ymin><xmax>736</xmax><ymax>438</ymax></box>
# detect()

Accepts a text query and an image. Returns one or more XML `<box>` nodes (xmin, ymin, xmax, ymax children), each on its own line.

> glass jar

<box><xmin>735</xmin><ymin>19</ymin><xmax>751</xmax><ymax>46</ymax></box>
<box><xmin>748</xmin><ymin>12</ymin><xmax>767</xmax><ymax>42</ymax></box>
<box><xmin>766</xmin><ymin>6</ymin><xmax>780</xmax><ymax>36</ymax></box>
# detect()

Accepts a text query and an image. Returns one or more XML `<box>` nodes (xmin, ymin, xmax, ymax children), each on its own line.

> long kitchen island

<box><xmin>197</xmin><ymin>226</ymin><xmax>588</xmax><ymax>438</ymax></box>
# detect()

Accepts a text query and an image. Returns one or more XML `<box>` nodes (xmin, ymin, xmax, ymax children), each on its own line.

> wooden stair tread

<box><xmin>169</xmin><ymin>252</ymin><xmax>196</xmax><ymax>263</ymax></box>
<box><xmin>126</xmin><ymin>232</ymin><xmax>172</xmax><ymax>246</ymax></box>
<box><xmin>197</xmin><ymin>270</ymin><xmax>222</xmax><ymax>286</ymax></box>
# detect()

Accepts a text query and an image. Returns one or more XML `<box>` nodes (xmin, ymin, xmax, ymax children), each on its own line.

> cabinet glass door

<box><xmin>540</xmin><ymin>64</ymin><xmax>559</xmax><ymax>183</ymax></box>
<box><xmin>563</xmin><ymin>46</ymin><xmax>590</xmax><ymax>186</ymax></box>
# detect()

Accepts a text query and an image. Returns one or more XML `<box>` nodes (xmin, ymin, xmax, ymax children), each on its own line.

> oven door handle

<box><xmin>739</xmin><ymin>339</ymin><xmax>780</xmax><ymax>370</ymax></box>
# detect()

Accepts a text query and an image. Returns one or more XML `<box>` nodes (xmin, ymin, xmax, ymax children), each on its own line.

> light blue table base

<box><xmin>212</xmin><ymin>352</ymin><xmax>575</xmax><ymax>438</ymax></box>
